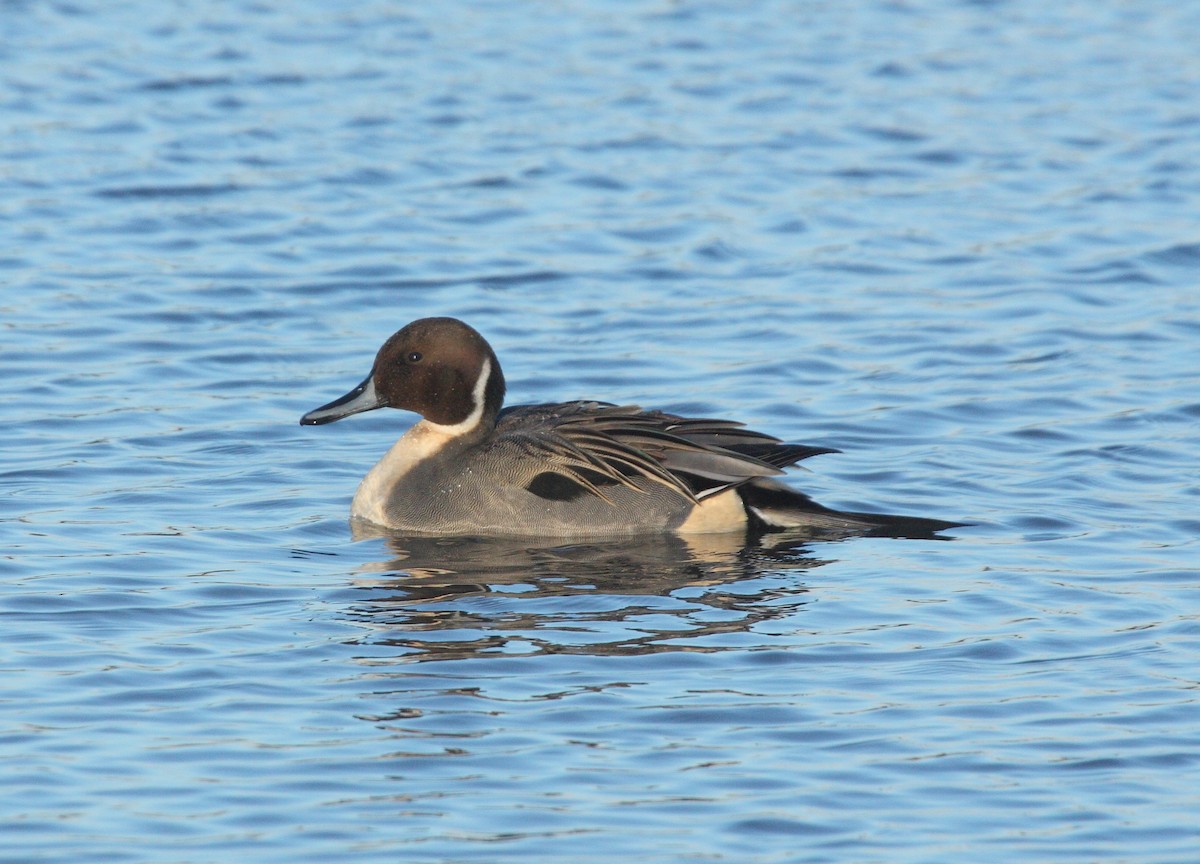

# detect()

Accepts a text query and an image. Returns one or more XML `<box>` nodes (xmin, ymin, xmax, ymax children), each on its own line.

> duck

<box><xmin>301</xmin><ymin>317</ymin><xmax>959</xmax><ymax>538</ymax></box>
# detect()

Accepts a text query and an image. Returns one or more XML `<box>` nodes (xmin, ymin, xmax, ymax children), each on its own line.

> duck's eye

<box><xmin>406</xmin><ymin>351</ymin><xmax>423</xmax><ymax>363</ymax></box>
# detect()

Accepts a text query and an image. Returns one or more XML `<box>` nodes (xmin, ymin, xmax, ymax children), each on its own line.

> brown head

<box><xmin>300</xmin><ymin>317</ymin><xmax>506</xmax><ymax>429</ymax></box>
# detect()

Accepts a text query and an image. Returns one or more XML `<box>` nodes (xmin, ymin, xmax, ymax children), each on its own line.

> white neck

<box><xmin>349</xmin><ymin>357</ymin><xmax>493</xmax><ymax>527</ymax></box>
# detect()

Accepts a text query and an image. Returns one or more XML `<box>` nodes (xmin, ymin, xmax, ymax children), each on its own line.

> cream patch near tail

<box><xmin>675</xmin><ymin>489</ymin><xmax>749</xmax><ymax>534</ymax></box>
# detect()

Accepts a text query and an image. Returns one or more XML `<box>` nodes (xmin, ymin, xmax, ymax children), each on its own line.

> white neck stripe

<box><xmin>425</xmin><ymin>356</ymin><xmax>491</xmax><ymax>436</ymax></box>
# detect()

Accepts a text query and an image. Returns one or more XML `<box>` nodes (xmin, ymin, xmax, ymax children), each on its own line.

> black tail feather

<box><xmin>739</xmin><ymin>480</ymin><xmax>965</xmax><ymax>541</ymax></box>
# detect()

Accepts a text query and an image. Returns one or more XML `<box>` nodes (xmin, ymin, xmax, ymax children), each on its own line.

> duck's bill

<box><xmin>300</xmin><ymin>372</ymin><xmax>383</xmax><ymax>425</ymax></box>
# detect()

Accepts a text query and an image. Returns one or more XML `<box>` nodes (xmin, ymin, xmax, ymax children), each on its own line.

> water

<box><xmin>3</xmin><ymin>1</ymin><xmax>1199</xmax><ymax>861</ymax></box>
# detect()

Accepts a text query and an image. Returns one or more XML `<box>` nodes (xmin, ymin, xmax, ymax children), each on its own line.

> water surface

<box><xmin>3</xmin><ymin>2</ymin><xmax>1199</xmax><ymax>862</ymax></box>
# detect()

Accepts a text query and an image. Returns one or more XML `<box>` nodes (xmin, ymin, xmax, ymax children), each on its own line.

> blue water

<box><xmin>3</xmin><ymin>1</ymin><xmax>1199</xmax><ymax>861</ymax></box>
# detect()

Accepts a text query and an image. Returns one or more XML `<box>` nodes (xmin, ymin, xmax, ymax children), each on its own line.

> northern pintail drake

<box><xmin>301</xmin><ymin>317</ymin><xmax>959</xmax><ymax>538</ymax></box>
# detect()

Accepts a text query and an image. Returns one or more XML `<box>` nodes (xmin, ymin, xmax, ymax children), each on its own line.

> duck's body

<box><xmin>346</xmin><ymin>400</ymin><xmax>840</xmax><ymax>536</ymax></box>
<box><xmin>301</xmin><ymin>317</ymin><xmax>958</xmax><ymax>539</ymax></box>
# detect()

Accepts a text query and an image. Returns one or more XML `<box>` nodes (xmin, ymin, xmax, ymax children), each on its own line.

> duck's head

<box><xmin>300</xmin><ymin>317</ymin><xmax>506</xmax><ymax>430</ymax></box>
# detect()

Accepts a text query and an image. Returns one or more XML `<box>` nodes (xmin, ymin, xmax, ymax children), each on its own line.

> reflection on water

<box><xmin>341</xmin><ymin>531</ymin><xmax>837</xmax><ymax>661</ymax></box>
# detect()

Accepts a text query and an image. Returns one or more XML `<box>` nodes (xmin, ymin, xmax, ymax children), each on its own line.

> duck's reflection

<box><xmin>339</xmin><ymin>526</ymin><xmax>843</xmax><ymax>661</ymax></box>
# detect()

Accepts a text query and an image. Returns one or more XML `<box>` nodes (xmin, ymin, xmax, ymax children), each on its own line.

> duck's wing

<box><xmin>495</xmin><ymin>402</ymin><xmax>834</xmax><ymax>503</ymax></box>
<box><xmin>638</xmin><ymin>414</ymin><xmax>841</xmax><ymax>469</ymax></box>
